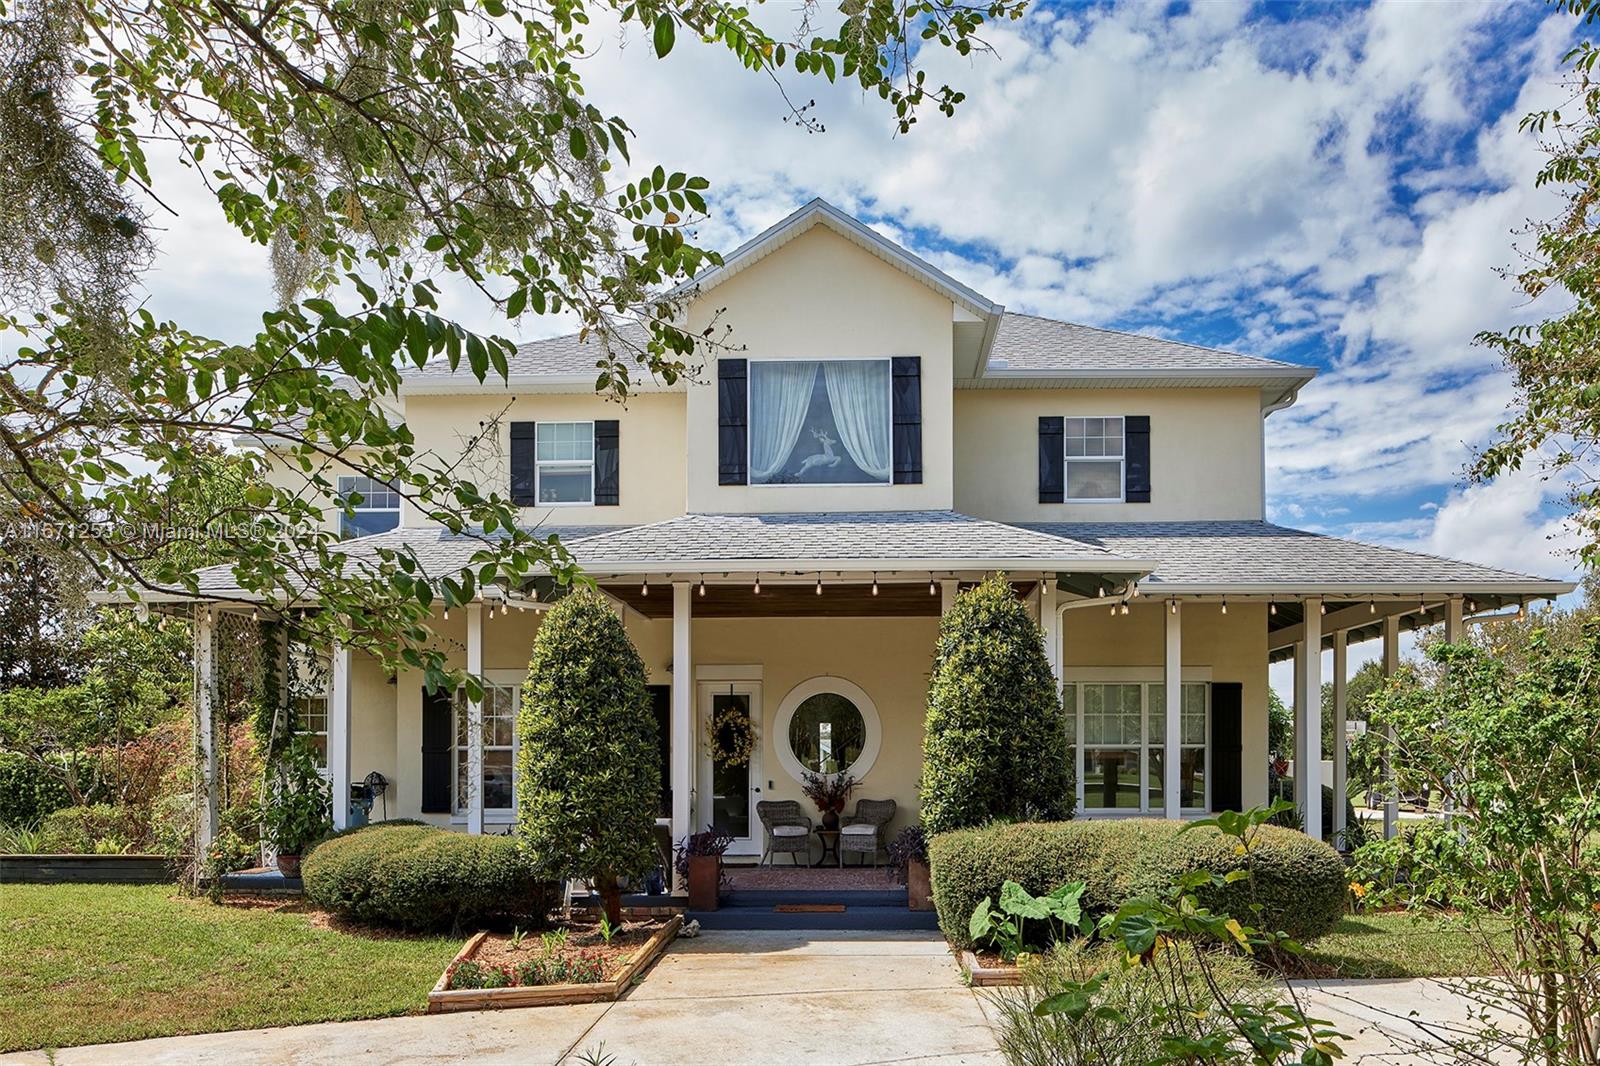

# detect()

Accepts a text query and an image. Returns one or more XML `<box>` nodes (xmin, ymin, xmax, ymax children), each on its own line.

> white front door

<box><xmin>697</xmin><ymin>681</ymin><xmax>762</xmax><ymax>856</ymax></box>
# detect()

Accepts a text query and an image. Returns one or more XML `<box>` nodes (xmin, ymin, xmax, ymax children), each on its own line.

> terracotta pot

<box><xmin>821</xmin><ymin>809</ymin><xmax>840</xmax><ymax>831</ymax></box>
<box><xmin>686</xmin><ymin>854</ymin><xmax>720</xmax><ymax>911</ymax></box>
<box><xmin>906</xmin><ymin>858</ymin><xmax>934</xmax><ymax>911</ymax></box>
<box><xmin>276</xmin><ymin>854</ymin><xmax>302</xmax><ymax>878</ymax></box>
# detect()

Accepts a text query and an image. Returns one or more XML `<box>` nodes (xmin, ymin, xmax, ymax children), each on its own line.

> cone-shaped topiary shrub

<box><xmin>919</xmin><ymin>574</ymin><xmax>1074</xmax><ymax>834</ymax></box>
<box><xmin>517</xmin><ymin>587</ymin><xmax>659</xmax><ymax>924</ymax></box>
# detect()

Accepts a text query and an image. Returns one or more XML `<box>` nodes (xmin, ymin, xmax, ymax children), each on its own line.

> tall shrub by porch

<box><xmin>516</xmin><ymin>588</ymin><xmax>659</xmax><ymax>924</ymax></box>
<box><xmin>919</xmin><ymin>575</ymin><xmax>1074</xmax><ymax>834</ymax></box>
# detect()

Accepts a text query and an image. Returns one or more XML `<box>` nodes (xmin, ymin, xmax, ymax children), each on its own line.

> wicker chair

<box><xmin>757</xmin><ymin>800</ymin><xmax>814</xmax><ymax>866</ymax></box>
<box><xmin>838</xmin><ymin>798</ymin><xmax>897</xmax><ymax>867</ymax></box>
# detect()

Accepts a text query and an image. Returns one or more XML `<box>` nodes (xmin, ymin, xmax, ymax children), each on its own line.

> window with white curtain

<box><xmin>1064</xmin><ymin>417</ymin><xmax>1125</xmax><ymax>501</ymax></box>
<box><xmin>1067</xmin><ymin>681</ymin><xmax>1209</xmax><ymax>812</ymax></box>
<box><xmin>748</xmin><ymin>359</ymin><xmax>891</xmax><ymax>485</ymax></box>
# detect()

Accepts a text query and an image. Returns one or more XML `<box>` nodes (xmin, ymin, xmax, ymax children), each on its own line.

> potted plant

<box><xmin>260</xmin><ymin>738</ymin><xmax>333</xmax><ymax>878</ymax></box>
<box><xmin>674</xmin><ymin>826</ymin><xmax>733</xmax><ymax>911</ymax></box>
<box><xmin>800</xmin><ymin>771</ymin><xmax>857</xmax><ymax>831</ymax></box>
<box><xmin>888</xmin><ymin>825</ymin><xmax>933</xmax><ymax>911</ymax></box>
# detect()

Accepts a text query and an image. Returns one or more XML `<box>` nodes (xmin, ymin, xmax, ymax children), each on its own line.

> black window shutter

<box><xmin>649</xmin><ymin>685</ymin><xmax>671</xmax><ymax>819</ymax></box>
<box><xmin>594</xmin><ymin>420</ymin><xmax>620</xmax><ymax>506</ymax></box>
<box><xmin>718</xmin><ymin>358</ymin><xmax>748</xmax><ymax>485</ymax></box>
<box><xmin>891</xmin><ymin>356</ymin><xmax>923</xmax><ymax>485</ymax></box>
<box><xmin>420</xmin><ymin>689</ymin><xmax>454</xmax><ymax>814</ymax></box>
<box><xmin>510</xmin><ymin>422</ymin><xmax>537</xmax><ymax>506</ymax></box>
<box><xmin>1210</xmin><ymin>682</ymin><xmax>1243</xmax><ymax>813</ymax></box>
<box><xmin>1038</xmin><ymin>417</ymin><xmax>1065</xmax><ymax>504</ymax></box>
<box><xmin>1125</xmin><ymin>415</ymin><xmax>1151</xmax><ymax>503</ymax></box>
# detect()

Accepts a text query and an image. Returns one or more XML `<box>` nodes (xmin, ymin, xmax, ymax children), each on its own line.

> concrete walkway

<box><xmin>1</xmin><ymin>930</ymin><xmax>1001</xmax><ymax>1066</ymax></box>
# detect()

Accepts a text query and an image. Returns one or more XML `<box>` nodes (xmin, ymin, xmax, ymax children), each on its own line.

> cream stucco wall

<box><xmin>685</xmin><ymin>225</ymin><xmax>956</xmax><ymax>513</ymax></box>
<box><xmin>1061</xmin><ymin>600</ymin><xmax>1269</xmax><ymax>808</ymax></box>
<box><xmin>952</xmin><ymin>388</ymin><xmax>1266</xmax><ymax>522</ymax></box>
<box><xmin>399</xmin><ymin>391</ymin><xmax>686</xmax><ymax>528</ymax></box>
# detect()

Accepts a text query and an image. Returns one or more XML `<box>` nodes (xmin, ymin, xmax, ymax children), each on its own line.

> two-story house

<box><xmin>179</xmin><ymin>200</ymin><xmax>1571</xmax><ymax>864</ymax></box>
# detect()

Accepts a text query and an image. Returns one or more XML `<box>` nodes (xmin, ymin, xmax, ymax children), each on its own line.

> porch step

<box><xmin>685</xmin><ymin>905</ymin><xmax>941</xmax><ymax>932</ymax></box>
<box><xmin>723</xmin><ymin>889</ymin><xmax>909</xmax><ymax>908</ymax></box>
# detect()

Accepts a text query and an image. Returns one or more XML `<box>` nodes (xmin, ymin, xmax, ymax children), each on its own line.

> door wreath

<box><xmin>708</xmin><ymin>704</ymin><xmax>756</xmax><ymax>767</ymax></box>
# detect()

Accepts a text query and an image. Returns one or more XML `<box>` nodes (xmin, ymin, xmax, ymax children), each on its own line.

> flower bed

<box><xmin>427</xmin><ymin>915</ymin><xmax>681</xmax><ymax>1012</ymax></box>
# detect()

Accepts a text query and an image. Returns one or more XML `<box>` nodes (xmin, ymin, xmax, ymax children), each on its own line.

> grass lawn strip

<box><xmin>0</xmin><ymin>883</ymin><xmax>459</xmax><ymax>1052</ymax></box>
<box><xmin>1295</xmin><ymin>910</ymin><xmax>1511</xmax><ymax>979</ymax></box>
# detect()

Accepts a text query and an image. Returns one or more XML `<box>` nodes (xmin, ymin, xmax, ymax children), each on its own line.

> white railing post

<box><xmin>1383</xmin><ymin>613</ymin><xmax>1401</xmax><ymax>840</ymax></box>
<box><xmin>195</xmin><ymin>607</ymin><xmax>218</xmax><ymax>854</ymax></box>
<box><xmin>466</xmin><ymin>604</ymin><xmax>484</xmax><ymax>835</ymax></box>
<box><xmin>329</xmin><ymin>642</ymin><xmax>352</xmax><ymax>831</ymax></box>
<box><xmin>1298</xmin><ymin>598</ymin><xmax>1323</xmax><ymax>839</ymax></box>
<box><xmin>1332</xmin><ymin>629</ymin><xmax>1348</xmax><ymax>845</ymax></box>
<box><xmin>670</xmin><ymin>582</ymin><xmax>693</xmax><ymax>891</ymax></box>
<box><xmin>1163</xmin><ymin>599</ymin><xmax>1182</xmax><ymax>819</ymax></box>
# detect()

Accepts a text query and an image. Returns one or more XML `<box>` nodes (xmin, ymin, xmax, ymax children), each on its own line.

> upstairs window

<box><xmin>536</xmin><ymin>421</ymin><xmax>594</xmax><ymax>504</ymax></box>
<box><xmin>1065</xmin><ymin>417</ymin><xmax>1124</xmax><ymax>501</ymax></box>
<box><xmin>749</xmin><ymin>359</ymin><xmax>891</xmax><ymax>485</ymax></box>
<box><xmin>337</xmin><ymin>476</ymin><xmax>401</xmax><ymax>537</ymax></box>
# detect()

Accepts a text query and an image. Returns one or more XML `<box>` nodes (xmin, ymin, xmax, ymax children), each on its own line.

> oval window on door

<box><xmin>774</xmin><ymin>676</ymin><xmax>882</xmax><ymax>783</ymax></box>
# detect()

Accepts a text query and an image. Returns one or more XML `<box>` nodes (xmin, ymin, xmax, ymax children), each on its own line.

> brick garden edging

<box><xmin>427</xmin><ymin>915</ymin><xmax>682</xmax><ymax>1012</ymax></box>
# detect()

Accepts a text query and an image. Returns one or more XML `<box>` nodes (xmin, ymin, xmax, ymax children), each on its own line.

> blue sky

<box><xmin>137</xmin><ymin>0</ymin><xmax>1585</xmax><ymax>614</ymax></box>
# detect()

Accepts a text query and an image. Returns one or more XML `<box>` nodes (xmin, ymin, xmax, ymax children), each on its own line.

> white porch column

<box><xmin>465</xmin><ymin>603</ymin><xmax>484</xmax><ymax>835</ymax></box>
<box><xmin>1382</xmin><ymin>613</ymin><xmax>1401</xmax><ymax>840</ymax></box>
<box><xmin>1298</xmin><ymin>598</ymin><xmax>1323</xmax><ymax>839</ymax></box>
<box><xmin>1291</xmin><ymin>641</ymin><xmax>1304</xmax><ymax>810</ymax></box>
<box><xmin>1331</xmin><ymin>629</ymin><xmax>1348</xmax><ymax>845</ymax></box>
<box><xmin>329</xmin><ymin>642</ymin><xmax>352</xmax><ymax>831</ymax></box>
<box><xmin>194</xmin><ymin>607</ymin><xmax>218</xmax><ymax>854</ymax></box>
<box><xmin>940</xmin><ymin>578</ymin><xmax>959</xmax><ymax>615</ymax></box>
<box><xmin>1163</xmin><ymin>599</ymin><xmax>1182</xmax><ymax>819</ymax></box>
<box><xmin>670</xmin><ymin>582</ymin><xmax>693</xmax><ymax>890</ymax></box>
<box><xmin>1039</xmin><ymin>581</ymin><xmax>1061</xmax><ymax>691</ymax></box>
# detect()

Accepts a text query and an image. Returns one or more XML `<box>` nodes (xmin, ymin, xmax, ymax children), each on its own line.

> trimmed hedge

<box><xmin>929</xmin><ymin>819</ymin><xmax>1347</xmax><ymax>947</ymax></box>
<box><xmin>302</xmin><ymin>821</ymin><xmax>557</xmax><ymax>932</ymax></box>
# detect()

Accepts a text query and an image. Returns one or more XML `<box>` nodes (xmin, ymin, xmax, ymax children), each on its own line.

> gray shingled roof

<box><xmin>570</xmin><ymin>511</ymin><xmax>1124</xmax><ymax>568</ymax></box>
<box><xmin>1024</xmin><ymin>521</ymin><xmax>1571</xmax><ymax>591</ymax></box>
<box><xmin>989</xmin><ymin>313</ymin><xmax>1305</xmax><ymax>374</ymax></box>
<box><xmin>403</xmin><ymin>322</ymin><xmax>651</xmax><ymax>380</ymax></box>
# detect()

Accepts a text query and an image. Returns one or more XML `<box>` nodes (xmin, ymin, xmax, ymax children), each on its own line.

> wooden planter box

<box><xmin>0</xmin><ymin>854</ymin><xmax>175</xmax><ymax>885</ymax></box>
<box><xmin>955</xmin><ymin>948</ymin><xmax>1023</xmax><ymax>987</ymax></box>
<box><xmin>427</xmin><ymin>915</ymin><xmax>682</xmax><ymax>1013</ymax></box>
<box><xmin>686</xmin><ymin>855</ymin><xmax>720</xmax><ymax>911</ymax></box>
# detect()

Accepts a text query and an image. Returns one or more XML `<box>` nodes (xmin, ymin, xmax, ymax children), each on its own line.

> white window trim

<box><xmin>336</xmin><ymin>476</ymin><xmax>402</xmax><ymax>536</ymax></box>
<box><xmin>452</xmin><ymin>669</ymin><xmax>523</xmax><ymax>821</ymax></box>
<box><xmin>296</xmin><ymin>694</ymin><xmax>331</xmax><ymax>781</ymax></box>
<box><xmin>1064</xmin><ymin>668</ymin><xmax>1212</xmax><ymax>815</ymax></box>
<box><xmin>534</xmin><ymin>420</ymin><xmax>596</xmax><ymax>507</ymax></box>
<box><xmin>1063</xmin><ymin>416</ymin><xmax>1126</xmax><ymax>504</ymax></box>
<box><xmin>746</xmin><ymin>356</ymin><xmax>895</xmax><ymax>489</ymax></box>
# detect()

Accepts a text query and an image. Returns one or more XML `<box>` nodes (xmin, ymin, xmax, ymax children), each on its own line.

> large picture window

<box><xmin>749</xmin><ymin>359</ymin><xmax>891</xmax><ymax>485</ymax></box>
<box><xmin>1065</xmin><ymin>680</ymin><xmax>1208</xmax><ymax>812</ymax></box>
<box><xmin>1064</xmin><ymin>417</ymin><xmax>1124</xmax><ymax>501</ymax></box>
<box><xmin>337</xmin><ymin>476</ymin><xmax>401</xmax><ymax>537</ymax></box>
<box><xmin>535</xmin><ymin>421</ymin><xmax>594</xmax><ymax>504</ymax></box>
<box><xmin>455</xmin><ymin>682</ymin><xmax>517</xmax><ymax>814</ymax></box>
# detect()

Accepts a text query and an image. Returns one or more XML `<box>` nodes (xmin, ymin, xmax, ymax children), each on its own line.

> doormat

<box><xmin>774</xmin><ymin>903</ymin><xmax>847</xmax><ymax>913</ymax></box>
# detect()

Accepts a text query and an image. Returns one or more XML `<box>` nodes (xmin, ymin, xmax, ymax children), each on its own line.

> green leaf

<box><xmin>569</xmin><ymin>127</ymin><xmax>588</xmax><ymax>160</ymax></box>
<box><xmin>968</xmin><ymin>897</ymin><xmax>993</xmax><ymax>943</ymax></box>
<box><xmin>653</xmin><ymin>14</ymin><xmax>675</xmax><ymax>57</ymax></box>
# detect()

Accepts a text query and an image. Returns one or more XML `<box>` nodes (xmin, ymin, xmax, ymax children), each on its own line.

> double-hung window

<box><xmin>536</xmin><ymin>421</ymin><xmax>594</xmax><ymax>504</ymax></box>
<box><xmin>337</xmin><ymin>476</ymin><xmax>401</xmax><ymax>537</ymax></box>
<box><xmin>295</xmin><ymin>695</ymin><xmax>329</xmax><ymax>770</ymax></box>
<box><xmin>454</xmin><ymin>682</ymin><xmax>518</xmax><ymax>815</ymax></box>
<box><xmin>1064</xmin><ymin>417</ymin><xmax>1124</xmax><ymax>501</ymax></box>
<box><xmin>1065</xmin><ymin>680</ymin><xmax>1208</xmax><ymax>812</ymax></box>
<box><xmin>748</xmin><ymin>359</ymin><xmax>892</xmax><ymax>486</ymax></box>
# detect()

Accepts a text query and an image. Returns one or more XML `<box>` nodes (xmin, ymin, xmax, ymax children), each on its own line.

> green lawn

<box><xmin>1300</xmin><ymin>910</ymin><xmax>1510</xmax><ymax>979</ymax></box>
<box><xmin>1</xmin><ymin>884</ymin><xmax>462</xmax><ymax>1052</ymax></box>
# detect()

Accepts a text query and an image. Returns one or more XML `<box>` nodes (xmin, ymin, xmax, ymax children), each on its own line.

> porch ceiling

<box><xmin>603</xmin><ymin>580</ymin><xmax>1036</xmax><ymax>618</ymax></box>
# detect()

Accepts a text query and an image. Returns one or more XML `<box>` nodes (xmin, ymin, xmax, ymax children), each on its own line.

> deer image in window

<box><xmin>796</xmin><ymin>428</ymin><xmax>843</xmax><ymax>478</ymax></box>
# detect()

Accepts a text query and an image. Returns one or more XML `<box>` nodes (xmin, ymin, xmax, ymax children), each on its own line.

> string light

<box><xmin>1098</xmin><ymin>585</ymin><xmax>1106</xmax><ymax>598</ymax></box>
<box><xmin>1110</xmin><ymin>600</ymin><xmax>1118</xmax><ymax>617</ymax></box>
<box><xmin>753</xmin><ymin>574</ymin><xmax>761</xmax><ymax>595</ymax></box>
<box><xmin>1466</xmin><ymin>599</ymin><xmax>1475</xmax><ymax>612</ymax></box>
<box><xmin>1517</xmin><ymin>599</ymin><xmax>1526</xmax><ymax>620</ymax></box>
<box><xmin>698</xmin><ymin>577</ymin><xmax>706</xmax><ymax>598</ymax></box>
<box><xmin>815</xmin><ymin>575</ymin><xmax>823</xmax><ymax>596</ymax></box>
<box><xmin>1169</xmin><ymin>599</ymin><xmax>1177</xmax><ymax>614</ymax></box>
<box><xmin>1319</xmin><ymin>601</ymin><xmax>1326</xmax><ymax>615</ymax></box>
<box><xmin>929</xmin><ymin>578</ymin><xmax>937</xmax><ymax>596</ymax></box>
<box><xmin>872</xmin><ymin>573</ymin><xmax>879</xmax><ymax>596</ymax></box>
<box><xmin>1269</xmin><ymin>600</ymin><xmax>1277</xmax><ymax>616</ymax></box>
<box><xmin>1369</xmin><ymin>598</ymin><xmax>1376</xmax><ymax>615</ymax></box>
<box><xmin>641</xmin><ymin>577</ymin><xmax>650</xmax><ymax>597</ymax></box>
<box><xmin>443</xmin><ymin>607</ymin><xmax>450</xmax><ymax>620</ymax></box>
<box><xmin>1120</xmin><ymin>601</ymin><xmax>1130</xmax><ymax>616</ymax></box>
<box><xmin>1130</xmin><ymin>584</ymin><xmax>1140</xmax><ymax>598</ymax></box>
<box><xmin>1221</xmin><ymin>599</ymin><xmax>1229</xmax><ymax>615</ymax></box>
